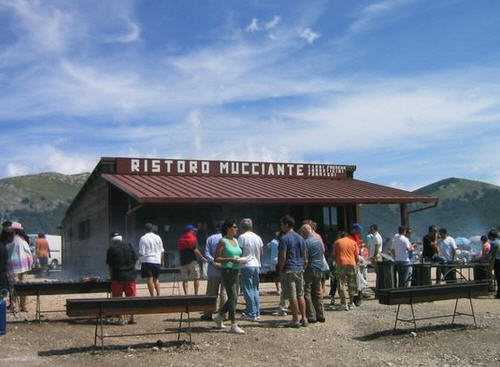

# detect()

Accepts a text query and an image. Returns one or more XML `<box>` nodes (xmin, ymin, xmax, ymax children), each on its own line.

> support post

<box><xmin>400</xmin><ymin>203</ymin><xmax>409</xmax><ymax>227</ymax></box>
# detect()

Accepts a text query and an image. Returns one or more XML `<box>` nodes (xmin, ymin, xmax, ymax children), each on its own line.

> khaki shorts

<box><xmin>336</xmin><ymin>265</ymin><xmax>359</xmax><ymax>298</ymax></box>
<box><xmin>180</xmin><ymin>261</ymin><xmax>201</xmax><ymax>281</ymax></box>
<box><xmin>281</xmin><ymin>270</ymin><xmax>304</xmax><ymax>300</ymax></box>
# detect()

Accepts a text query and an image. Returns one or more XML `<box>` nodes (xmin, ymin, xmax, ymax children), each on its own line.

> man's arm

<box><xmin>194</xmin><ymin>247</ymin><xmax>208</xmax><ymax>262</ymax></box>
<box><xmin>204</xmin><ymin>238</ymin><xmax>215</xmax><ymax>263</ymax></box>
<box><xmin>278</xmin><ymin>249</ymin><xmax>286</xmax><ymax>273</ymax></box>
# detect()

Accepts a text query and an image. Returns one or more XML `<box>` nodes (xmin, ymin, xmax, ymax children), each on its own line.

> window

<box><xmin>78</xmin><ymin>219</ymin><xmax>91</xmax><ymax>240</ymax></box>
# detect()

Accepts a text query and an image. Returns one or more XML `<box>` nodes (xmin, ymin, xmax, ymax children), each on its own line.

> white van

<box><xmin>28</xmin><ymin>234</ymin><xmax>62</xmax><ymax>269</ymax></box>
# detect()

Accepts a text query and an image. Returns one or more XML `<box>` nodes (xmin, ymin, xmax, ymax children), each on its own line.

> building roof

<box><xmin>102</xmin><ymin>173</ymin><xmax>438</xmax><ymax>204</ymax></box>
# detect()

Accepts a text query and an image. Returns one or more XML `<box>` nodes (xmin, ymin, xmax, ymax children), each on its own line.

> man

<box><xmin>367</xmin><ymin>225</ymin><xmax>383</xmax><ymax>263</ymax></box>
<box><xmin>300</xmin><ymin>224</ymin><xmax>325</xmax><ymax>323</ymax></box>
<box><xmin>138</xmin><ymin>223</ymin><xmax>164</xmax><ymax>296</ymax></box>
<box><xmin>106</xmin><ymin>232</ymin><xmax>137</xmax><ymax>325</ymax></box>
<box><xmin>238</xmin><ymin>218</ymin><xmax>264</xmax><ymax>321</ymax></box>
<box><xmin>278</xmin><ymin>215</ymin><xmax>308</xmax><ymax>328</ymax></box>
<box><xmin>438</xmin><ymin>228</ymin><xmax>457</xmax><ymax>283</ymax></box>
<box><xmin>177</xmin><ymin>225</ymin><xmax>207</xmax><ymax>295</ymax></box>
<box><xmin>0</xmin><ymin>228</ymin><xmax>14</xmax><ymax>300</ymax></box>
<box><xmin>349</xmin><ymin>223</ymin><xmax>368</xmax><ymax>280</ymax></box>
<box><xmin>333</xmin><ymin>232</ymin><xmax>359</xmax><ymax>310</ymax></box>
<box><xmin>35</xmin><ymin>233</ymin><xmax>51</xmax><ymax>271</ymax></box>
<box><xmin>201</xmin><ymin>223</ymin><xmax>227</xmax><ymax>320</ymax></box>
<box><xmin>393</xmin><ymin>226</ymin><xmax>415</xmax><ymax>288</ymax></box>
<box><xmin>487</xmin><ymin>229</ymin><xmax>500</xmax><ymax>298</ymax></box>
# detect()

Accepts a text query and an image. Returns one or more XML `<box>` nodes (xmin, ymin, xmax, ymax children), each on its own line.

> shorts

<box><xmin>180</xmin><ymin>260</ymin><xmax>201</xmax><ymax>281</ymax></box>
<box><xmin>39</xmin><ymin>257</ymin><xmax>49</xmax><ymax>268</ymax></box>
<box><xmin>337</xmin><ymin>265</ymin><xmax>359</xmax><ymax>297</ymax></box>
<box><xmin>141</xmin><ymin>263</ymin><xmax>161</xmax><ymax>279</ymax></box>
<box><xmin>111</xmin><ymin>280</ymin><xmax>137</xmax><ymax>297</ymax></box>
<box><xmin>281</xmin><ymin>270</ymin><xmax>304</xmax><ymax>300</ymax></box>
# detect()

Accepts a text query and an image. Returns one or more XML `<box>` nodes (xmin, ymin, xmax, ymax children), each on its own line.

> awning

<box><xmin>102</xmin><ymin>174</ymin><xmax>437</xmax><ymax>204</ymax></box>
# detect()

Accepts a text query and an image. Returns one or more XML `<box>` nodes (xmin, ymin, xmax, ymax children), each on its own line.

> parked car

<box><xmin>28</xmin><ymin>234</ymin><xmax>62</xmax><ymax>270</ymax></box>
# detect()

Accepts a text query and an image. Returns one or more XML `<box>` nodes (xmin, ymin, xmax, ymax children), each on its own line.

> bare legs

<box><xmin>147</xmin><ymin>277</ymin><xmax>160</xmax><ymax>296</ymax></box>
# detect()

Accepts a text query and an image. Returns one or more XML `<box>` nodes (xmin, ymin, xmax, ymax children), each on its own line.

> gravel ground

<box><xmin>1</xmin><ymin>276</ymin><xmax>499</xmax><ymax>367</ymax></box>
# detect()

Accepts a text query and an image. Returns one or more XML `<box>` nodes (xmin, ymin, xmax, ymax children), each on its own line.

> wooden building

<box><xmin>61</xmin><ymin>157</ymin><xmax>438</xmax><ymax>276</ymax></box>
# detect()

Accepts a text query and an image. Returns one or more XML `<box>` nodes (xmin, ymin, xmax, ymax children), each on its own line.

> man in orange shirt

<box><xmin>35</xmin><ymin>233</ymin><xmax>51</xmax><ymax>270</ymax></box>
<box><xmin>333</xmin><ymin>232</ymin><xmax>359</xmax><ymax>311</ymax></box>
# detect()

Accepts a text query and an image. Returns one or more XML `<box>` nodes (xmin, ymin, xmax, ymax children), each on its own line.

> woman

<box><xmin>7</xmin><ymin>222</ymin><xmax>33</xmax><ymax>312</ymax></box>
<box><xmin>214</xmin><ymin>218</ymin><xmax>245</xmax><ymax>334</ymax></box>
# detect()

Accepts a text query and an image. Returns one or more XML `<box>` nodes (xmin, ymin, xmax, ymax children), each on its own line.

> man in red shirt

<box><xmin>35</xmin><ymin>233</ymin><xmax>51</xmax><ymax>270</ymax></box>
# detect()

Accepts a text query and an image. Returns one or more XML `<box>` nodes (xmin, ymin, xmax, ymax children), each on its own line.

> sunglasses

<box><xmin>232</xmin><ymin>225</ymin><xmax>238</xmax><ymax>229</ymax></box>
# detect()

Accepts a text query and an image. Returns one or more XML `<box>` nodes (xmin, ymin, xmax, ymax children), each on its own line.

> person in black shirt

<box><xmin>106</xmin><ymin>232</ymin><xmax>137</xmax><ymax>325</ymax></box>
<box><xmin>0</xmin><ymin>228</ymin><xmax>14</xmax><ymax>299</ymax></box>
<box><xmin>422</xmin><ymin>225</ymin><xmax>445</xmax><ymax>283</ymax></box>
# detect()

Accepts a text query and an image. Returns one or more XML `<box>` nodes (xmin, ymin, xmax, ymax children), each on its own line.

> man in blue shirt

<box><xmin>278</xmin><ymin>215</ymin><xmax>308</xmax><ymax>328</ymax></box>
<box><xmin>201</xmin><ymin>223</ymin><xmax>227</xmax><ymax>320</ymax></box>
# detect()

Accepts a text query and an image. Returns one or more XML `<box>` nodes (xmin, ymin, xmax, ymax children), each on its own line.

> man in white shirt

<box><xmin>138</xmin><ymin>223</ymin><xmax>164</xmax><ymax>296</ymax></box>
<box><xmin>438</xmin><ymin>228</ymin><xmax>457</xmax><ymax>283</ymax></box>
<box><xmin>393</xmin><ymin>226</ymin><xmax>416</xmax><ymax>287</ymax></box>
<box><xmin>367</xmin><ymin>224</ymin><xmax>383</xmax><ymax>262</ymax></box>
<box><xmin>238</xmin><ymin>218</ymin><xmax>264</xmax><ymax>321</ymax></box>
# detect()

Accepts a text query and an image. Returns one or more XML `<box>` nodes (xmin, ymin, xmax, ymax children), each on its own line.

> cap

<box><xmin>11</xmin><ymin>221</ymin><xmax>23</xmax><ymax>230</ymax></box>
<box><xmin>110</xmin><ymin>231</ymin><xmax>121</xmax><ymax>238</ymax></box>
<box><xmin>352</xmin><ymin>223</ymin><xmax>363</xmax><ymax>231</ymax></box>
<box><xmin>185</xmin><ymin>224</ymin><xmax>197</xmax><ymax>232</ymax></box>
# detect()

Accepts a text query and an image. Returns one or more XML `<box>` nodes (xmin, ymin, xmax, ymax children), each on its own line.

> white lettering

<box><xmin>231</xmin><ymin>162</ymin><xmax>240</xmax><ymax>174</ymax></box>
<box><xmin>201</xmin><ymin>161</ymin><xmax>210</xmax><ymax>174</ymax></box>
<box><xmin>144</xmin><ymin>159</ymin><xmax>148</xmax><ymax>172</ymax></box>
<box><xmin>131</xmin><ymin>159</ymin><xmax>140</xmax><ymax>172</ymax></box>
<box><xmin>252</xmin><ymin>163</ymin><xmax>259</xmax><ymax>175</ymax></box>
<box><xmin>164</xmin><ymin>160</ymin><xmax>173</xmax><ymax>173</ymax></box>
<box><xmin>220</xmin><ymin>162</ymin><xmax>229</xmax><ymax>174</ymax></box>
<box><xmin>242</xmin><ymin>162</ymin><xmax>250</xmax><ymax>175</ymax></box>
<box><xmin>287</xmin><ymin>164</ymin><xmax>294</xmax><ymax>175</ymax></box>
<box><xmin>152</xmin><ymin>160</ymin><xmax>161</xmax><ymax>173</ymax></box>
<box><xmin>297</xmin><ymin>164</ymin><xmax>304</xmax><ymax>176</ymax></box>
<box><xmin>267</xmin><ymin>164</ymin><xmax>275</xmax><ymax>176</ymax></box>
<box><xmin>277</xmin><ymin>164</ymin><xmax>285</xmax><ymax>176</ymax></box>
<box><xmin>177</xmin><ymin>160</ymin><xmax>186</xmax><ymax>173</ymax></box>
<box><xmin>189</xmin><ymin>161</ymin><xmax>198</xmax><ymax>174</ymax></box>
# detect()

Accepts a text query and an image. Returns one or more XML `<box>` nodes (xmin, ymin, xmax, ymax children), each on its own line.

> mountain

<box><xmin>1</xmin><ymin>172</ymin><xmax>498</xmax><ymax>240</ymax></box>
<box><xmin>361</xmin><ymin>178</ymin><xmax>500</xmax><ymax>240</ymax></box>
<box><xmin>0</xmin><ymin>172</ymin><xmax>89</xmax><ymax>234</ymax></box>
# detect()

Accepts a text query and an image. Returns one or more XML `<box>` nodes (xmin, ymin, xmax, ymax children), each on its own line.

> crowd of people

<box><xmin>0</xmin><ymin>221</ymin><xmax>56</xmax><ymax>315</ymax></box>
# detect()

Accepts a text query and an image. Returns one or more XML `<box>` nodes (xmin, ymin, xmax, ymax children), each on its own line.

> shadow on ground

<box><xmin>355</xmin><ymin>323</ymin><xmax>470</xmax><ymax>341</ymax></box>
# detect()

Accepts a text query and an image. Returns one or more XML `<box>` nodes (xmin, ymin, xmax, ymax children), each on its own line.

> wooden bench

<box><xmin>13</xmin><ymin>280</ymin><xmax>111</xmax><ymax>322</ymax></box>
<box><xmin>66</xmin><ymin>295</ymin><xmax>216</xmax><ymax>351</ymax></box>
<box><xmin>376</xmin><ymin>281</ymin><xmax>490</xmax><ymax>331</ymax></box>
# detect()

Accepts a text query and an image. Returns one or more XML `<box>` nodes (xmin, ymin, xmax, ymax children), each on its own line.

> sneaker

<box><xmin>317</xmin><ymin>317</ymin><xmax>326</xmax><ymax>323</ymax></box>
<box><xmin>300</xmin><ymin>319</ymin><xmax>309</xmax><ymax>327</ymax></box>
<box><xmin>343</xmin><ymin>304</ymin><xmax>349</xmax><ymax>311</ymax></box>
<box><xmin>242</xmin><ymin>315</ymin><xmax>257</xmax><ymax>321</ymax></box>
<box><xmin>284</xmin><ymin>321</ymin><xmax>301</xmax><ymax>328</ymax></box>
<box><xmin>128</xmin><ymin>318</ymin><xmax>137</xmax><ymax>325</ymax></box>
<box><xmin>272</xmin><ymin>310</ymin><xmax>287</xmax><ymax>316</ymax></box>
<box><xmin>330</xmin><ymin>298</ymin><xmax>336</xmax><ymax>306</ymax></box>
<box><xmin>214</xmin><ymin>315</ymin><xmax>225</xmax><ymax>329</ymax></box>
<box><xmin>230</xmin><ymin>324</ymin><xmax>245</xmax><ymax>334</ymax></box>
<box><xmin>254</xmin><ymin>316</ymin><xmax>261</xmax><ymax>322</ymax></box>
<box><xmin>307</xmin><ymin>318</ymin><xmax>317</xmax><ymax>324</ymax></box>
<box><xmin>200</xmin><ymin>314</ymin><xmax>213</xmax><ymax>321</ymax></box>
<box><xmin>348</xmin><ymin>303</ymin><xmax>356</xmax><ymax>311</ymax></box>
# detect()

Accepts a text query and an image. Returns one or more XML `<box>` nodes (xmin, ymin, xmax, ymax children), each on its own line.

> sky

<box><xmin>0</xmin><ymin>0</ymin><xmax>499</xmax><ymax>190</ymax></box>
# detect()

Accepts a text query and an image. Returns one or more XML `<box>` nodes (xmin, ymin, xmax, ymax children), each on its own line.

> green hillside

<box><xmin>361</xmin><ymin>178</ymin><xmax>500</xmax><ymax>240</ymax></box>
<box><xmin>0</xmin><ymin>172</ymin><xmax>89</xmax><ymax>234</ymax></box>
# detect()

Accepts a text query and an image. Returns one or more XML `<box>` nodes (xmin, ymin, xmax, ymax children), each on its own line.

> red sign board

<box><xmin>114</xmin><ymin>158</ymin><xmax>354</xmax><ymax>179</ymax></box>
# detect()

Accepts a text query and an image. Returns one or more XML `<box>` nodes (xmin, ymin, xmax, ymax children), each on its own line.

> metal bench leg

<box><xmin>452</xmin><ymin>297</ymin><xmax>459</xmax><ymax>325</ymax></box>
<box><xmin>469</xmin><ymin>296</ymin><xmax>477</xmax><ymax>327</ymax></box>
<box><xmin>394</xmin><ymin>304</ymin><xmax>401</xmax><ymax>331</ymax></box>
<box><xmin>100</xmin><ymin>313</ymin><xmax>104</xmax><ymax>352</ymax></box>
<box><xmin>94</xmin><ymin>317</ymin><xmax>99</xmax><ymax>349</ymax></box>
<box><xmin>410</xmin><ymin>303</ymin><xmax>417</xmax><ymax>332</ymax></box>
<box><xmin>36</xmin><ymin>292</ymin><xmax>41</xmax><ymax>323</ymax></box>
<box><xmin>177</xmin><ymin>312</ymin><xmax>183</xmax><ymax>341</ymax></box>
<box><xmin>187</xmin><ymin>309</ymin><xmax>192</xmax><ymax>344</ymax></box>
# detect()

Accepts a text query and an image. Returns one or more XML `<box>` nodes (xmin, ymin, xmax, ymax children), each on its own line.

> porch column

<box><xmin>400</xmin><ymin>203</ymin><xmax>409</xmax><ymax>227</ymax></box>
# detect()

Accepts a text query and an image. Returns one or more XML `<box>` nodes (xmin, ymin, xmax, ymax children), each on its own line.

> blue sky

<box><xmin>1</xmin><ymin>0</ymin><xmax>499</xmax><ymax>190</ymax></box>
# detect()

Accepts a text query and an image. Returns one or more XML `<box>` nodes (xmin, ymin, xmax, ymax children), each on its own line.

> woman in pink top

<box><xmin>481</xmin><ymin>235</ymin><xmax>491</xmax><ymax>260</ymax></box>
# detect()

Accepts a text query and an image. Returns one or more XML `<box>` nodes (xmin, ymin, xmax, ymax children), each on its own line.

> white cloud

<box><xmin>106</xmin><ymin>19</ymin><xmax>140</xmax><ymax>43</ymax></box>
<box><xmin>265</xmin><ymin>16</ymin><xmax>281</xmax><ymax>30</ymax></box>
<box><xmin>246</xmin><ymin>18</ymin><xmax>259</xmax><ymax>32</ymax></box>
<box><xmin>5</xmin><ymin>163</ymin><xmax>30</xmax><ymax>177</ymax></box>
<box><xmin>348</xmin><ymin>0</ymin><xmax>413</xmax><ymax>35</ymax></box>
<box><xmin>187</xmin><ymin>110</ymin><xmax>202</xmax><ymax>151</ymax></box>
<box><xmin>299</xmin><ymin>28</ymin><xmax>320</xmax><ymax>44</ymax></box>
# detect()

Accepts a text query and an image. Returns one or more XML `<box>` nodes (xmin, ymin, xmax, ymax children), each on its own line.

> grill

<box><xmin>12</xmin><ymin>278</ymin><xmax>111</xmax><ymax>322</ymax></box>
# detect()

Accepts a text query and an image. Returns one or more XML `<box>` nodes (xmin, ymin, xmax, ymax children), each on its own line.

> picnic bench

<box><xmin>66</xmin><ymin>295</ymin><xmax>216</xmax><ymax>351</ymax></box>
<box><xmin>376</xmin><ymin>281</ymin><xmax>490</xmax><ymax>331</ymax></box>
